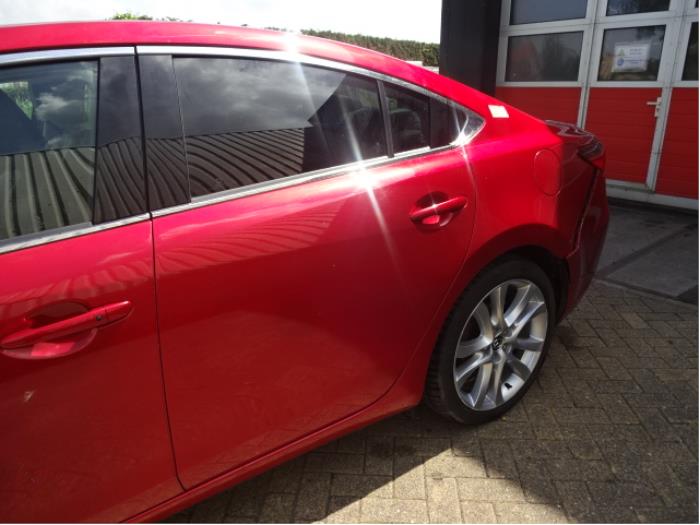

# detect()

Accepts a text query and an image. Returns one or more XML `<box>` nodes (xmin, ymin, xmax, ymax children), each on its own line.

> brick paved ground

<box><xmin>168</xmin><ymin>281</ymin><xmax>698</xmax><ymax>523</ymax></box>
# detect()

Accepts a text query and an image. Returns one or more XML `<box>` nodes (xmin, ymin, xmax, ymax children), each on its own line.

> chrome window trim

<box><xmin>0</xmin><ymin>46</ymin><xmax>135</xmax><ymax>67</ymax></box>
<box><xmin>0</xmin><ymin>214</ymin><xmax>150</xmax><ymax>255</ymax></box>
<box><xmin>150</xmin><ymin>142</ymin><xmax>465</xmax><ymax>219</ymax></box>
<box><xmin>136</xmin><ymin>45</ymin><xmax>482</xmax><ymax>118</ymax></box>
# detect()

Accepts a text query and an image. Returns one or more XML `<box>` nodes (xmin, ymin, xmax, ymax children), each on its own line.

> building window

<box><xmin>173</xmin><ymin>57</ymin><xmax>387</xmax><ymax>198</ymax></box>
<box><xmin>506</xmin><ymin>32</ymin><xmax>583</xmax><ymax>82</ymax></box>
<box><xmin>0</xmin><ymin>61</ymin><xmax>97</xmax><ymax>242</ymax></box>
<box><xmin>510</xmin><ymin>0</ymin><xmax>587</xmax><ymax>25</ymax></box>
<box><xmin>682</xmin><ymin>23</ymin><xmax>698</xmax><ymax>81</ymax></box>
<box><xmin>597</xmin><ymin>25</ymin><xmax>665</xmax><ymax>81</ymax></box>
<box><xmin>606</xmin><ymin>0</ymin><xmax>670</xmax><ymax>16</ymax></box>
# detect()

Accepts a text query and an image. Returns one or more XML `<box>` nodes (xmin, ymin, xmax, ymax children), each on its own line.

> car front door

<box><xmin>140</xmin><ymin>50</ymin><xmax>479</xmax><ymax>487</ymax></box>
<box><xmin>0</xmin><ymin>53</ymin><xmax>180</xmax><ymax>522</ymax></box>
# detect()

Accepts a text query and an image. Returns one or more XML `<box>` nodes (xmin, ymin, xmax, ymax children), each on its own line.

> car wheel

<box><xmin>425</xmin><ymin>256</ymin><xmax>556</xmax><ymax>424</ymax></box>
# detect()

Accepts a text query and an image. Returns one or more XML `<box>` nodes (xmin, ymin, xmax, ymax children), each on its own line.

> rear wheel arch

<box><xmin>505</xmin><ymin>245</ymin><xmax>569</xmax><ymax>322</ymax></box>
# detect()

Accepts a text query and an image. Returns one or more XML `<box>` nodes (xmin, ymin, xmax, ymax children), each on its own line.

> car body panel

<box><xmin>154</xmin><ymin>149</ymin><xmax>477</xmax><ymax>487</ymax></box>
<box><xmin>0</xmin><ymin>222</ymin><xmax>182</xmax><ymax>522</ymax></box>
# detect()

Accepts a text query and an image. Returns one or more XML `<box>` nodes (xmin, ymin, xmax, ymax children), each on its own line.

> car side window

<box><xmin>173</xmin><ymin>57</ymin><xmax>387</xmax><ymax>198</ymax></box>
<box><xmin>0</xmin><ymin>61</ymin><xmax>98</xmax><ymax>242</ymax></box>
<box><xmin>384</xmin><ymin>83</ymin><xmax>430</xmax><ymax>154</ymax></box>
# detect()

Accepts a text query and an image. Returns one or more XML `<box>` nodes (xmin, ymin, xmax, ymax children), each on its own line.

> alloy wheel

<box><xmin>453</xmin><ymin>279</ymin><xmax>548</xmax><ymax>411</ymax></box>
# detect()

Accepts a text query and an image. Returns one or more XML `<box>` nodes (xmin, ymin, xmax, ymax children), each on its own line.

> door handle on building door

<box><xmin>646</xmin><ymin>96</ymin><xmax>662</xmax><ymax>118</ymax></box>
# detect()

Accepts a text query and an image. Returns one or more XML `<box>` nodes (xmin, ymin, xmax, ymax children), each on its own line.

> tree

<box><xmin>301</xmin><ymin>29</ymin><xmax>439</xmax><ymax>66</ymax></box>
<box><xmin>110</xmin><ymin>13</ymin><xmax>191</xmax><ymax>22</ymax></box>
<box><xmin>111</xmin><ymin>12</ymin><xmax>152</xmax><ymax>20</ymax></box>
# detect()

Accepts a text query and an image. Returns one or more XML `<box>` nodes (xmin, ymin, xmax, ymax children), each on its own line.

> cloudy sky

<box><xmin>0</xmin><ymin>0</ymin><xmax>442</xmax><ymax>43</ymax></box>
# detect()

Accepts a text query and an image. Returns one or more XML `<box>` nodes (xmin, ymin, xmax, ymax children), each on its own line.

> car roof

<box><xmin>0</xmin><ymin>21</ymin><xmax>497</xmax><ymax>115</ymax></box>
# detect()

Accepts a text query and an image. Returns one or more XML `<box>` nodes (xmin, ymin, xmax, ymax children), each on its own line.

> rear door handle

<box><xmin>1</xmin><ymin>301</ymin><xmax>132</xmax><ymax>359</ymax></box>
<box><xmin>410</xmin><ymin>195</ymin><xmax>468</xmax><ymax>226</ymax></box>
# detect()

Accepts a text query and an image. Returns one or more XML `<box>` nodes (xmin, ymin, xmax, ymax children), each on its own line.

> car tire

<box><xmin>425</xmin><ymin>256</ymin><xmax>556</xmax><ymax>424</ymax></box>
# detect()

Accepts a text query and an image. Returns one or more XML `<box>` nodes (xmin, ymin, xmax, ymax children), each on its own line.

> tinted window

<box><xmin>682</xmin><ymin>23</ymin><xmax>698</xmax><ymax>81</ymax></box>
<box><xmin>173</xmin><ymin>57</ymin><xmax>386</xmax><ymax>198</ymax></box>
<box><xmin>510</xmin><ymin>0</ymin><xmax>587</xmax><ymax>25</ymax></box>
<box><xmin>0</xmin><ymin>61</ymin><xmax>97</xmax><ymax>242</ymax></box>
<box><xmin>384</xmin><ymin>84</ymin><xmax>430</xmax><ymax>153</ymax></box>
<box><xmin>429</xmin><ymin>98</ymin><xmax>475</xmax><ymax>148</ymax></box>
<box><xmin>597</xmin><ymin>25</ymin><xmax>665</xmax><ymax>81</ymax></box>
<box><xmin>606</xmin><ymin>0</ymin><xmax>670</xmax><ymax>16</ymax></box>
<box><xmin>506</xmin><ymin>32</ymin><xmax>583</xmax><ymax>82</ymax></box>
<box><xmin>140</xmin><ymin>55</ymin><xmax>190</xmax><ymax>209</ymax></box>
<box><xmin>93</xmin><ymin>56</ymin><xmax>147</xmax><ymax>223</ymax></box>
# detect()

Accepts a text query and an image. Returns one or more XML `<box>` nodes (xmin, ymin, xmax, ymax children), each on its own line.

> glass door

<box><xmin>582</xmin><ymin>0</ymin><xmax>683</xmax><ymax>189</ymax></box>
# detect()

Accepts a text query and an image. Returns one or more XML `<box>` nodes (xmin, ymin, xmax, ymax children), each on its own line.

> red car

<box><xmin>0</xmin><ymin>21</ymin><xmax>608</xmax><ymax>522</ymax></box>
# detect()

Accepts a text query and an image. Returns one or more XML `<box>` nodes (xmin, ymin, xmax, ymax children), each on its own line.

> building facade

<box><xmin>441</xmin><ymin>0</ymin><xmax>698</xmax><ymax>210</ymax></box>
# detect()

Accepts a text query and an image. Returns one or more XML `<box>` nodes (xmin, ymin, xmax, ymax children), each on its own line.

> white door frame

<box><xmin>581</xmin><ymin>13</ymin><xmax>682</xmax><ymax>193</ymax></box>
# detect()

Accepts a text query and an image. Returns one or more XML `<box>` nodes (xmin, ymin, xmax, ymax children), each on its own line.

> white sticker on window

<box><xmin>488</xmin><ymin>105</ymin><xmax>509</xmax><ymax>118</ymax></box>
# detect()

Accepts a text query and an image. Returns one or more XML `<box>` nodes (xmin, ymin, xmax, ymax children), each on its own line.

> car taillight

<box><xmin>545</xmin><ymin>119</ymin><xmax>606</xmax><ymax>171</ymax></box>
<box><xmin>578</xmin><ymin>137</ymin><xmax>606</xmax><ymax>171</ymax></box>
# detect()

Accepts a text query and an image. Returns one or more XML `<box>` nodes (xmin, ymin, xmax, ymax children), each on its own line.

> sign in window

<box><xmin>598</xmin><ymin>26</ymin><xmax>665</xmax><ymax>81</ymax></box>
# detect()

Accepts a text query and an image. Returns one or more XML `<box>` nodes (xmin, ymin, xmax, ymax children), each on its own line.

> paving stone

<box><xmin>336</xmin><ymin>434</ymin><xmax>366</xmax><ymax>454</ymax></box>
<box><xmin>294</xmin><ymin>472</ymin><xmax>331</xmax><ymax>521</ymax></box>
<box><xmin>545</xmin><ymin>459</ymin><xmax>615</xmax><ymax>481</ymax></box>
<box><xmin>636</xmin><ymin>506</ymin><xmax>699</xmax><ymax>523</ymax></box>
<box><xmin>331</xmin><ymin>474</ymin><xmax>393</xmax><ymax>499</ymax></box>
<box><xmin>477</xmin><ymin>420</ymin><xmax>535</xmax><ymax>440</ymax></box>
<box><xmin>520</xmin><ymin>478</ymin><xmax>560</xmax><ymax>504</ymax></box>
<box><xmin>632</xmin><ymin>406</ymin><xmax>685</xmax><ymax>441</ymax></box>
<box><xmin>359</xmin><ymin>498</ymin><xmax>428</xmax><ymax>524</ymax></box>
<box><xmin>227</xmin><ymin>476</ymin><xmax>269</xmax><ymax>517</ymax></box>
<box><xmin>257</xmin><ymin>493</ymin><xmax>294</xmax><ymax>523</ymax></box>
<box><xmin>324</xmin><ymin>497</ymin><xmax>360</xmax><ymax>523</ymax></box>
<box><xmin>451</xmin><ymin>435</ymin><xmax>481</xmax><ymax>458</ymax></box>
<box><xmin>460</xmin><ymin>502</ymin><xmax>497</xmax><ymax>524</ymax></box>
<box><xmin>426</xmin><ymin>477</ymin><xmax>461</xmax><ymax>523</ymax></box>
<box><xmin>481</xmin><ymin>440</ymin><xmax>518</xmax><ymax>479</ymax></box>
<box><xmin>567</xmin><ymin>440</ymin><xmax>603</xmax><ymax>461</ymax></box>
<box><xmin>510</xmin><ymin>439</ymin><xmax>571</xmax><ymax>460</ymax></box>
<box><xmin>552</xmin><ymin>407</ymin><xmax>609</xmax><ymax>425</ymax></box>
<box><xmin>190</xmin><ymin>491</ymin><xmax>231</xmax><ymax>523</ymax></box>
<box><xmin>267</xmin><ymin>457</ymin><xmax>304</xmax><ymax>494</ymax></box>
<box><xmin>393</xmin><ymin>454</ymin><xmax>426</xmax><ymax>500</ymax></box>
<box><xmin>457</xmin><ymin>478</ymin><xmax>525</xmax><ymax>502</ymax></box>
<box><xmin>493</xmin><ymin>502</ymin><xmax>568</xmax><ymax>523</ymax></box>
<box><xmin>596</xmin><ymin>393</ymin><xmax>639</xmax><ymax>424</ymax></box>
<box><xmin>364</xmin><ymin>435</ymin><xmax>394</xmax><ymax>476</ymax></box>
<box><xmin>395</xmin><ymin>436</ymin><xmax>450</xmax><ymax>457</ymax></box>
<box><xmin>587</xmin><ymin>481</ymin><xmax>664</xmax><ymax>508</ymax></box>
<box><xmin>424</xmin><ymin>450</ymin><xmax>487</xmax><ymax>479</ymax></box>
<box><xmin>305</xmin><ymin>452</ymin><xmax>365</xmax><ymax>474</ymax></box>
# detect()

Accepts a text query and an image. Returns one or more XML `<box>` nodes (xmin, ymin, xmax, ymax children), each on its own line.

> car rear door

<box><xmin>140</xmin><ymin>49</ymin><xmax>480</xmax><ymax>487</ymax></box>
<box><xmin>0</xmin><ymin>51</ymin><xmax>180</xmax><ymax>522</ymax></box>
